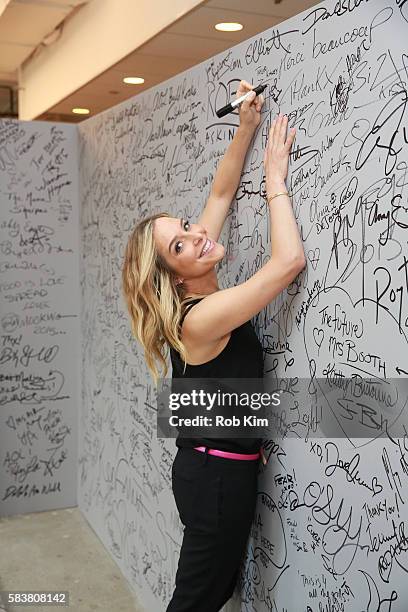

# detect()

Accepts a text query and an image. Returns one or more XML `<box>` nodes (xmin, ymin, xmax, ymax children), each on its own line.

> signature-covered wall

<box><xmin>0</xmin><ymin>120</ymin><xmax>80</xmax><ymax>516</ymax></box>
<box><xmin>77</xmin><ymin>1</ymin><xmax>408</xmax><ymax>610</ymax></box>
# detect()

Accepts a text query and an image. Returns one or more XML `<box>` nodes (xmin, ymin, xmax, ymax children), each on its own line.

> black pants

<box><xmin>166</xmin><ymin>447</ymin><xmax>259</xmax><ymax>612</ymax></box>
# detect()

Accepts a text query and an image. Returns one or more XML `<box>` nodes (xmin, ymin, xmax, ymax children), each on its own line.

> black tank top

<box><xmin>170</xmin><ymin>297</ymin><xmax>264</xmax><ymax>453</ymax></box>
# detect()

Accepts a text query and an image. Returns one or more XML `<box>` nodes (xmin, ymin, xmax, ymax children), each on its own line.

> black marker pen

<box><xmin>216</xmin><ymin>83</ymin><xmax>267</xmax><ymax>118</ymax></box>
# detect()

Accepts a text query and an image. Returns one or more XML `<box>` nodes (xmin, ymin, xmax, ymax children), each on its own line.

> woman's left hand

<box><xmin>236</xmin><ymin>79</ymin><xmax>264</xmax><ymax>130</ymax></box>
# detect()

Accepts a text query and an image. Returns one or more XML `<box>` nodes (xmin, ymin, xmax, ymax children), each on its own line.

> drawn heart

<box><xmin>313</xmin><ymin>328</ymin><xmax>324</xmax><ymax>351</ymax></box>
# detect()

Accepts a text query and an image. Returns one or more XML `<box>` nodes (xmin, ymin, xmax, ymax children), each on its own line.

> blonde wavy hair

<box><xmin>122</xmin><ymin>212</ymin><xmax>205</xmax><ymax>385</ymax></box>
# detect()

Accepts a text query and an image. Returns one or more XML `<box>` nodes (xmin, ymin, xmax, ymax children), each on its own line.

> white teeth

<box><xmin>201</xmin><ymin>239</ymin><xmax>211</xmax><ymax>257</ymax></box>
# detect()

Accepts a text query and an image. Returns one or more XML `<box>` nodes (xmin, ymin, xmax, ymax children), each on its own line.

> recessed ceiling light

<box><xmin>123</xmin><ymin>77</ymin><xmax>145</xmax><ymax>84</ymax></box>
<box><xmin>72</xmin><ymin>108</ymin><xmax>90</xmax><ymax>114</ymax></box>
<box><xmin>215</xmin><ymin>22</ymin><xmax>243</xmax><ymax>32</ymax></box>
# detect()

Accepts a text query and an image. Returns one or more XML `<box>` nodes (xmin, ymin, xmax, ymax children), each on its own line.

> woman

<box><xmin>122</xmin><ymin>80</ymin><xmax>305</xmax><ymax>612</ymax></box>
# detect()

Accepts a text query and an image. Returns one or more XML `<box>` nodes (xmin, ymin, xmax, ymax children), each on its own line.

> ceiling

<box><xmin>0</xmin><ymin>0</ymin><xmax>321</xmax><ymax>122</ymax></box>
<box><xmin>0</xmin><ymin>0</ymin><xmax>86</xmax><ymax>80</ymax></box>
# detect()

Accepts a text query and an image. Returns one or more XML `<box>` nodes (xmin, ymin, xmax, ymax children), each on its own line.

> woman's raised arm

<box><xmin>184</xmin><ymin>113</ymin><xmax>306</xmax><ymax>343</ymax></box>
<box><xmin>198</xmin><ymin>80</ymin><xmax>264</xmax><ymax>242</ymax></box>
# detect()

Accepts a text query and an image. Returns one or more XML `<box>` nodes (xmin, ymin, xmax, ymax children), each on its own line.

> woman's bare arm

<box><xmin>197</xmin><ymin>80</ymin><xmax>264</xmax><ymax>242</ymax></box>
<box><xmin>184</xmin><ymin>113</ymin><xmax>306</xmax><ymax>343</ymax></box>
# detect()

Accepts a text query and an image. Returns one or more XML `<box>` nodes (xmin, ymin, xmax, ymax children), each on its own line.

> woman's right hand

<box><xmin>264</xmin><ymin>114</ymin><xmax>296</xmax><ymax>191</ymax></box>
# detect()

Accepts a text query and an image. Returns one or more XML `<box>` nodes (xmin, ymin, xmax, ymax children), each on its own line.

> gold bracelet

<box><xmin>267</xmin><ymin>191</ymin><xmax>289</xmax><ymax>204</ymax></box>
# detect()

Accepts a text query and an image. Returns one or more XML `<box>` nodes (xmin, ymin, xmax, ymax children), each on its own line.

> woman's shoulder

<box><xmin>177</xmin><ymin>307</ymin><xmax>232</xmax><ymax>367</ymax></box>
<box><xmin>180</xmin><ymin>296</ymin><xmax>224</xmax><ymax>348</ymax></box>
<box><xmin>180</xmin><ymin>296</ymin><xmax>206</xmax><ymax>323</ymax></box>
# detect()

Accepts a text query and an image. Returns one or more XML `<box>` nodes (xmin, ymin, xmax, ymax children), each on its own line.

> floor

<box><xmin>0</xmin><ymin>507</ymin><xmax>143</xmax><ymax>612</ymax></box>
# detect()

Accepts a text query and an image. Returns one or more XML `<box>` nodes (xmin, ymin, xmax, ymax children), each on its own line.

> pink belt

<box><xmin>193</xmin><ymin>446</ymin><xmax>260</xmax><ymax>461</ymax></box>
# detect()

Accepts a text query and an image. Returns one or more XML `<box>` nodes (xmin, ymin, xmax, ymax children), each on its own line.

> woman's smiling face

<box><xmin>153</xmin><ymin>216</ymin><xmax>224</xmax><ymax>280</ymax></box>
